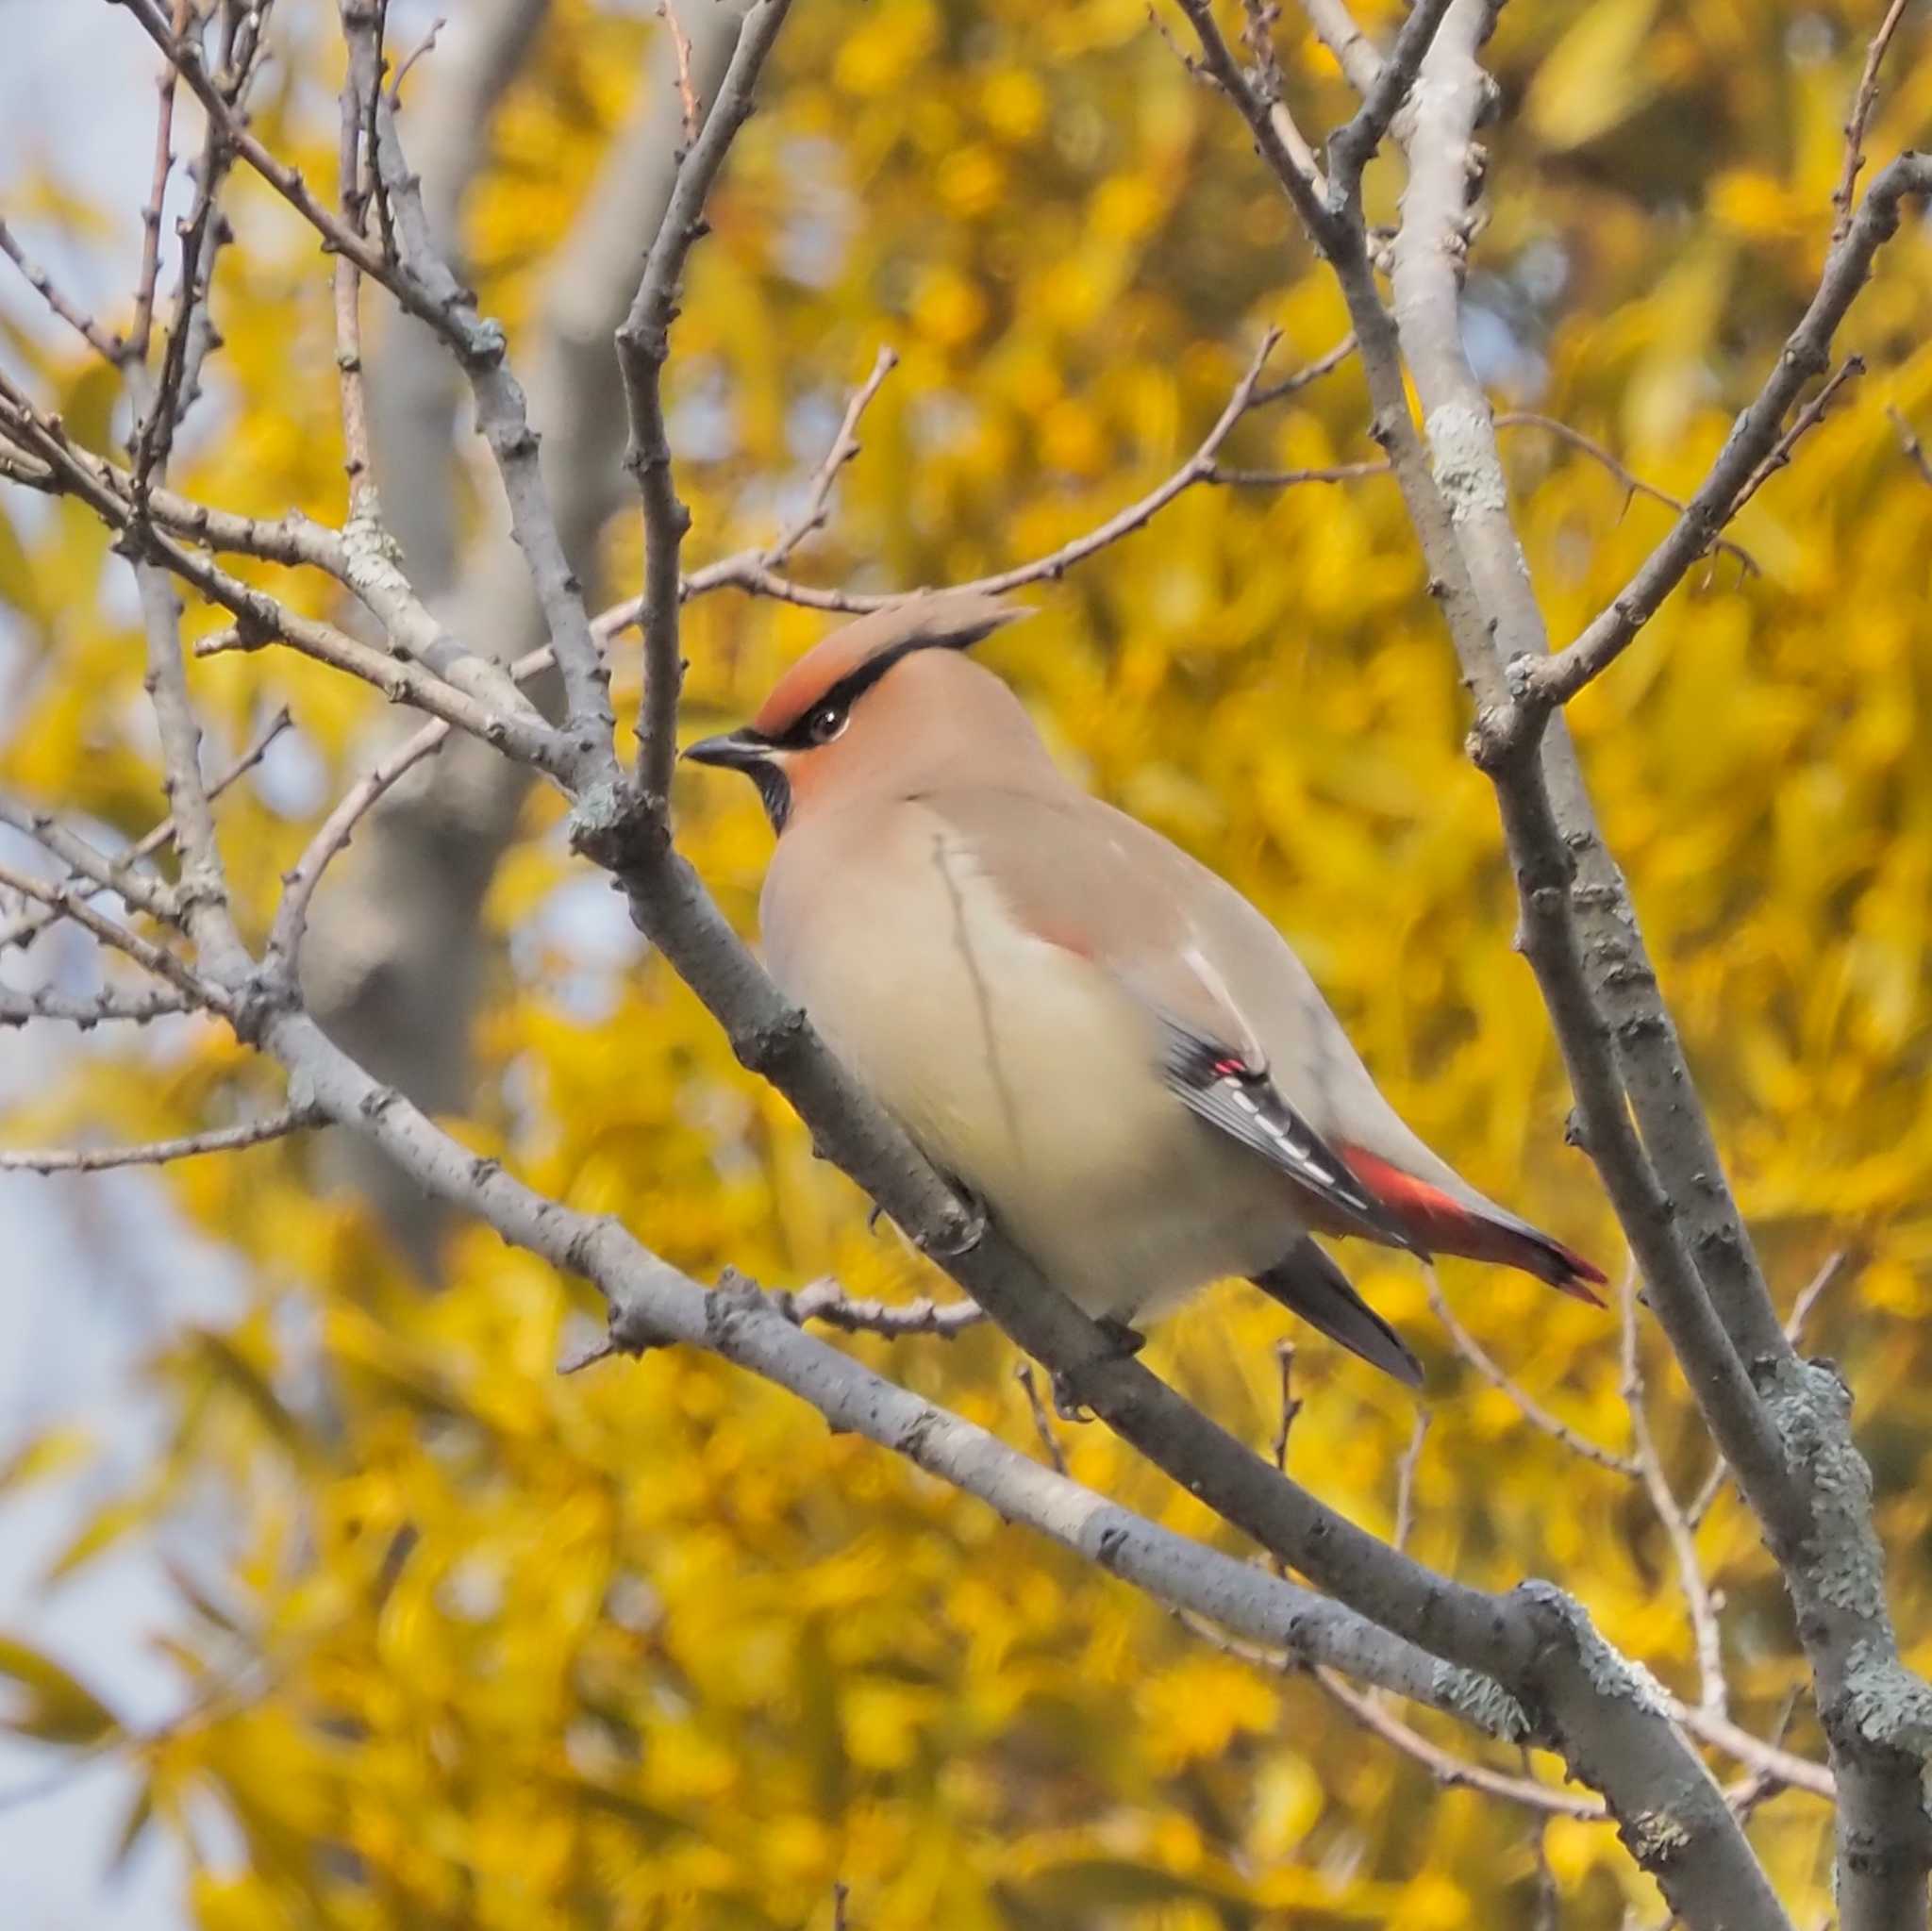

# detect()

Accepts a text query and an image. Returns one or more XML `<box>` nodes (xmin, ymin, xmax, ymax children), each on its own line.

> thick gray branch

<box><xmin>251</xmin><ymin>1004</ymin><xmax>1519</xmax><ymax>1732</ymax></box>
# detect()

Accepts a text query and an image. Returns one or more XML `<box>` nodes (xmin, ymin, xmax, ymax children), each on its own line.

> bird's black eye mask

<box><xmin>687</xmin><ymin>614</ymin><xmax>1005</xmax><ymax>833</ymax></box>
<box><xmin>754</xmin><ymin>628</ymin><xmax>978</xmax><ymax>752</ymax></box>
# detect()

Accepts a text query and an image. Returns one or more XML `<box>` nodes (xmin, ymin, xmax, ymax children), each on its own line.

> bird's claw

<box><xmin>1051</xmin><ymin>1319</ymin><xmax>1144</xmax><ymax>1423</ymax></box>
<box><xmin>920</xmin><ymin>1177</ymin><xmax>988</xmax><ymax>1259</ymax></box>
<box><xmin>1051</xmin><ymin>1372</ymin><xmax>1092</xmax><ymax>1423</ymax></box>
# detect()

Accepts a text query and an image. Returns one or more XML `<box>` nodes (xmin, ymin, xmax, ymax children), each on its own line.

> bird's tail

<box><xmin>1339</xmin><ymin>1145</ymin><xmax>1607</xmax><ymax>1307</ymax></box>
<box><xmin>1249</xmin><ymin>1239</ymin><xmax>1424</xmax><ymax>1387</ymax></box>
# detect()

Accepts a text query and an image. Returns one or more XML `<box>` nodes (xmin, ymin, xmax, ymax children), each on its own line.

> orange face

<box><xmin>682</xmin><ymin>594</ymin><xmax>1027</xmax><ymax>831</ymax></box>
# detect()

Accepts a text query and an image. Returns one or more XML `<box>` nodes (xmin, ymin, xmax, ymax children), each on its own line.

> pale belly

<box><xmin>767</xmin><ymin>809</ymin><xmax>1307</xmax><ymax>1322</ymax></box>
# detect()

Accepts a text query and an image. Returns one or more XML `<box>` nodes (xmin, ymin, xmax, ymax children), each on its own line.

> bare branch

<box><xmin>0</xmin><ymin>710</ymin><xmax>291</xmax><ymax>956</ymax></box>
<box><xmin>0</xmin><ymin>222</ymin><xmax>123</xmax><ymax>362</ymax></box>
<box><xmin>0</xmin><ymin>862</ymin><xmax>224</xmax><ymax>1012</ymax></box>
<box><xmin>242</xmin><ymin>998</ymin><xmax>1539</xmax><ymax>1737</ymax></box>
<box><xmin>592</xmin><ymin>330</ymin><xmax>1366</xmax><ymax>631</ymax></box>
<box><xmin>109</xmin><ymin>0</ymin><xmax>468</xmax><ymax>341</ymax></box>
<box><xmin>0</xmin><ymin>798</ymin><xmax>179</xmax><ymax>926</ymax></box>
<box><xmin>1722</xmin><ymin>356</ymin><xmax>1864</xmax><ymax>524</ymax></box>
<box><xmin>1685</xmin><ymin>1251</ymin><xmax>1859</xmax><ymax>1532</ymax></box>
<box><xmin>1492</xmin><ymin>410</ymin><xmax>1757</xmax><ymax>576</ymax></box>
<box><xmin>1</xmin><ymin>1107</ymin><xmax>323</xmax><ymax>1174</ymax></box>
<box><xmin>1425</xmin><ymin>1271</ymin><xmax>1636</xmax><ymax>1475</ymax></box>
<box><xmin>126</xmin><ymin>0</ymin><xmax>186</xmax><ymax>366</ymax></box>
<box><xmin>775</xmin><ymin>1277</ymin><xmax>987</xmax><ymax>1340</ymax></box>
<box><xmin>1326</xmin><ymin>0</ymin><xmax>1457</xmax><ymax>195</ymax></box>
<box><xmin>1890</xmin><ymin>404</ymin><xmax>1932</xmax><ymax>488</ymax></box>
<box><xmin>1391</xmin><ymin>1410</ymin><xmax>1429</xmax><ymax>1556</ymax></box>
<box><xmin>618</xmin><ymin>0</ymin><xmax>797</xmax><ymax>808</ymax></box>
<box><xmin>1310</xmin><ymin>1666</ymin><xmax>1604</xmax><ymax>1819</ymax></box>
<box><xmin>762</xmin><ymin>345</ymin><xmax>900</xmax><ymax>575</ymax></box>
<box><xmin>1013</xmin><ymin>1363</ymin><xmax>1071</xmax><ymax>1475</ymax></box>
<box><xmin>1832</xmin><ymin>0</ymin><xmax>1914</xmax><ymax>244</ymax></box>
<box><xmin>347</xmin><ymin>11</ymin><xmax>617</xmax><ymax>761</ymax></box>
<box><xmin>1536</xmin><ymin>155</ymin><xmax>1932</xmax><ymax>710</ymax></box>
<box><xmin>0</xmin><ymin>985</ymin><xmax>197</xmax><ymax>1029</ymax></box>
<box><xmin>1374</xmin><ymin>7</ymin><xmax>1932</xmax><ymax>1920</ymax></box>
<box><xmin>1293</xmin><ymin>0</ymin><xmax>1384</xmax><ymax>95</ymax></box>
<box><xmin>334</xmin><ymin>17</ymin><xmax>383</xmax><ymax>524</ymax></box>
<box><xmin>135</xmin><ymin>569</ymin><xmax>251</xmax><ymax>981</ymax></box>
<box><xmin>1622</xmin><ymin>1267</ymin><xmax>1727</xmax><ymax>1721</ymax></box>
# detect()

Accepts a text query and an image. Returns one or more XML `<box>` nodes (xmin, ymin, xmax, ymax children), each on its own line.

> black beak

<box><xmin>682</xmin><ymin>728</ymin><xmax>770</xmax><ymax>770</ymax></box>
<box><xmin>681</xmin><ymin>728</ymin><xmax>792</xmax><ymax>832</ymax></box>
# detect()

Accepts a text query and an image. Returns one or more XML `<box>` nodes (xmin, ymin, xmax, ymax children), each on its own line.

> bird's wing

<box><xmin>921</xmin><ymin>787</ymin><xmax>1414</xmax><ymax>1249</ymax></box>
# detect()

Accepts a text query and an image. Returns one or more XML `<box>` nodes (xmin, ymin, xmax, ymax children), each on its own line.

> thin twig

<box><xmin>592</xmin><ymin>329</ymin><xmax>1365</xmax><ymax>630</ymax></box>
<box><xmin>1890</xmin><ymin>405</ymin><xmax>1932</xmax><ymax>487</ymax></box>
<box><xmin>775</xmin><ymin>1277</ymin><xmax>987</xmax><ymax>1340</ymax></box>
<box><xmin>1013</xmin><ymin>1363</ymin><xmax>1070</xmax><ymax>1476</ymax></box>
<box><xmin>1309</xmin><ymin>1665</ymin><xmax>1605</xmax><ymax>1819</ymax></box>
<box><xmin>0</xmin><ymin>799</ymin><xmax>179</xmax><ymax>925</ymax></box>
<box><xmin>1536</xmin><ymin>152</ymin><xmax>1932</xmax><ymax>710</ymax></box>
<box><xmin>1622</xmin><ymin>1265</ymin><xmax>1727</xmax><ymax>1721</ymax></box>
<box><xmin>0</xmin><ymin>223</ymin><xmax>124</xmax><ymax>362</ymax></box>
<box><xmin>1</xmin><ymin>1107</ymin><xmax>324</xmax><ymax>1175</ymax></box>
<box><xmin>0</xmin><ymin>985</ymin><xmax>198</xmax><ymax>1029</ymax></box>
<box><xmin>1251</xmin><ymin>332</ymin><xmax>1357</xmax><ymax>405</ymax></box>
<box><xmin>0</xmin><ymin>863</ymin><xmax>223</xmax><ymax>1011</ymax></box>
<box><xmin>1270</xmin><ymin>1341</ymin><xmax>1302</xmax><ymax>1475</ymax></box>
<box><xmin>659</xmin><ymin>0</ymin><xmax>702</xmax><ymax>145</ymax></box>
<box><xmin>387</xmin><ymin>15</ymin><xmax>446</xmax><ymax>105</ymax></box>
<box><xmin>1723</xmin><ymin>358</ymin><xmax>1864</xmax><ymax>524</ymax></box>
<box><xmin>1391</xmin><ymin>1410</ymin><xmax>1429</xmax><ymax>1556</ymax></box>
<box><xmin>1686</xmin><ymin>1251</ymin><xmax>1857</xmax><ymax>1530</ymax></box>
<box><xmin>1832</xmin><ymin>0</ymin><xmax>1914</xmax><ymax>244</ymax></box>
<box><xmin>619</xmin><ymin>0</ymin><xmax>798</xmax><ymax>808</ymax></box>
<box><xmin>763</xmin><ymin>346</ymin><xmax>900</xmax><ymax>573</ymax></box>
<box><xmin>1493</xmin><ymin>411</ymin><xmax>1757</xmax><ymax>575</ymax></box>
<box><xmin>126</xmin><ymin>0</ymin><xmax>188</xmax><ymax>365</ymax></box>
<box><xmin>1425</xmin><ymin>1271</ymin><xmax>1637</xmax><ymax>1475</ymax></box>
<box><xmin>0</xmin><ymin>710</ymin><xmax>291</xmax><ymax>956</ymax></box>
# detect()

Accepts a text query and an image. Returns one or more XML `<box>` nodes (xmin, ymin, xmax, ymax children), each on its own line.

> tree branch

<box><xmin>1534</xmin><ymin>155</ymin><xmax>1931</xmax><ymax>711</ymax></box>
<box><xmin>618</xmin><ymin>0</ymin><xmax>796</xmax><ymax>809</ymax></box>
<box><xmin>240</xmin><ymin>1003</ymin><xmax>1528</xmax><ymax>1737</ymax></box>
<box><xmin>1</xmin><ymin>1107</ymin><xmax>323</xmax><ymax>1174</ymax></box>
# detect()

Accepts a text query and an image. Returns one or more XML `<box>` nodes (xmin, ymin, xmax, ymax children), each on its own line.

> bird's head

<box><xmin>682</xmin><ymin>590</ymin><xmax>1038</xmax><ymax>832</ymax></box>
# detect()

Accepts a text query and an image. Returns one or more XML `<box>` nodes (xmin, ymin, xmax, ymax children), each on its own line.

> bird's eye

<box><xmin>804</xmin><ymin>701</ymin><xmax>848</xmax><ymax>744</ymax></box>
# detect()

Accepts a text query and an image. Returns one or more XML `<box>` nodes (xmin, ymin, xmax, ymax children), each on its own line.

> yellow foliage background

<box><xmin>4</xmin><ymin>0</ymin><xmax>1932</xmax><ymax>1924</ymax></box>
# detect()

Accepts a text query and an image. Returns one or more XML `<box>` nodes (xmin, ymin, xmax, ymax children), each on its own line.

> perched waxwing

<box><xmin>685</xmin><ymin>591</ymin><xmax>1605</xmax><ymax>1388</ymax></box>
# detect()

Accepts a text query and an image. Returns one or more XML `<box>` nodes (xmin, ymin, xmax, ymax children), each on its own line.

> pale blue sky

<box><xmin>1</xmin><ymin>7</ymin><xmax>425</xmax><ymax>1924</ymax></box>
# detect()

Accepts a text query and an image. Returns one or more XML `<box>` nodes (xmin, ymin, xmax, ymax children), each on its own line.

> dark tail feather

<box><xmin>1249</xmin><ymin>1239</ymin><xmax>1424</xmax><ymax>1389</ymax></box>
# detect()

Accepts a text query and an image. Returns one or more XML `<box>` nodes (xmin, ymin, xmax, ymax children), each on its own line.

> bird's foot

<box><xmin>1050</xmin><ymin>1319</ymin><xmax>1145</xmax><ymax>1423</ymax></box>
<box><xmin>1050</xmin><ymin>1372</ymin><xmax>1091</xmax><ymax>1424</ymax></box>
<box><xmin>919</xmin><ymin>1176</ymin><xmax>989</xmax><ymax>1258</ymax></box>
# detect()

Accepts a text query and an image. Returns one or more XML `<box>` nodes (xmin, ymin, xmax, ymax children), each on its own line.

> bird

<box><xmin>684</xmin><ymin>590</ymin><xmax>1605</xmax><ymax>1390</ymax></box>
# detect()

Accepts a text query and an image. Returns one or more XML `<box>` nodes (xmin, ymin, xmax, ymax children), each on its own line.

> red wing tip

<box><xmin>1543</xmin><ymin>1244</ymin><xmax>1608</xmax><ymax>1307</ymax></box>
<box><xmin>1551</xmin><ymin>1271</ymin><xmax>1607</xmax><ymax>1308</ymax></box>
